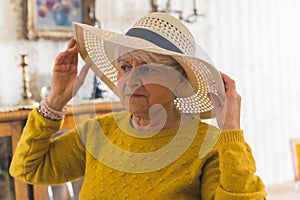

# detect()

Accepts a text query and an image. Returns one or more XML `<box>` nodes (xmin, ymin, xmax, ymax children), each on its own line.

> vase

<box><xmin>52</xmin><ymin>10</ymin><xmax>69</xmax><ymax>26</ymax></box>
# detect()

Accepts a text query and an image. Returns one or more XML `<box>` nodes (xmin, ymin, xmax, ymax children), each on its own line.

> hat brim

<box><xmin>73</xmin><ymin>22</ymin><xmax>225</xmax><ymax>119</ymax></box>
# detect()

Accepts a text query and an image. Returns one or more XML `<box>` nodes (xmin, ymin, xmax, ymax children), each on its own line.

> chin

<box><xmin>127</xmin><ymin>104</ymin><xmax>149</xmax><ymax>116</ymax></box>
<box><xmin>121</xmin><ymin>97</ymin><xmax>149</xmax><ymax>115</ymax></box>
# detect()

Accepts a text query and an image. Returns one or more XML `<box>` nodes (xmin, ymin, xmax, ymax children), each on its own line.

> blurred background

<box><xmin>1</xmin><ymin>0</ymin><xmax>300</xmax><ymax>191</ymax></box>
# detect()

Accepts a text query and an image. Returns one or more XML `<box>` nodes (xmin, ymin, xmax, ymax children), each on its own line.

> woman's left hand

<box><xmin>208</xmin><ymin>72</ymin><xmax>241</xmax><ymax>130</ymax></box>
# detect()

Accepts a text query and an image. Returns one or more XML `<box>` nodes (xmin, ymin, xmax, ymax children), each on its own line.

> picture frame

<box><xmin>25</xmin><ymin>0</ymin><xmax>96</xmax><ymax>40</ymax></box>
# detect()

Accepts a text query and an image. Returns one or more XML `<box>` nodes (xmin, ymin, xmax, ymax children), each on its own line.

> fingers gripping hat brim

<box><xmin>73</xmin><ymin>22</ymin><xmax>117</xmax><ymax>92</ymax></box>
<box><xmin>73</xmin><ymin>22</ymin><xmax>225</xmax><ymax>119</ymax></box>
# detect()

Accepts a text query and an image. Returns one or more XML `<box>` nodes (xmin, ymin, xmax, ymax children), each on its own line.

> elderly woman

<box><xmin>10</xmin><ymin>12</ymin><xmax>266</xmax><ymax>199</ymax></box>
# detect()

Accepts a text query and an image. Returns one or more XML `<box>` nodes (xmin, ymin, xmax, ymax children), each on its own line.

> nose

<box><xmin>124</xmin><ymin>68</ymin><xmax>143</xmax><ymax>90</ymax></box>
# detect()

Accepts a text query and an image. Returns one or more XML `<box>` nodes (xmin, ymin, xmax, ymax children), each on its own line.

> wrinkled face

<box><xmin>115</xmin><ymin>51</ymin><xmax>185</xmax><ymax>116</ymax></box>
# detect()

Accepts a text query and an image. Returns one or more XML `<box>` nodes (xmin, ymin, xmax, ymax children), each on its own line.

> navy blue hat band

<box><xmin>125</xmin><ymin>28</ymin><xmax>183</xmax><ymax>54</ymax></box>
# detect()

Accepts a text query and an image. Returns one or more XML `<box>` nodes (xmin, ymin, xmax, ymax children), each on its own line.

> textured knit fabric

<box><xmin>10</xmin><ymin>108</ymin><xmax>267</xmax><ymax>199</ymax></box>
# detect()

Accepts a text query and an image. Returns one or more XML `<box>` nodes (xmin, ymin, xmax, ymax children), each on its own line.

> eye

<box><xmin>120</xmin><ymin>65</ymin><xmax>131</xmax><ymax>73</ymax></box>
<box><xmin>139</xmin><ymin>65</ymin><xmax>155</xmax><ymax>74</ymax></box>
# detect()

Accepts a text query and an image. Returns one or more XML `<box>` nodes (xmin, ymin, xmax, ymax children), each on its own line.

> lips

<box><xmin>126</xmin><ymin>93</ymin><xmax>146</xmax><ymax>98</ymax></box>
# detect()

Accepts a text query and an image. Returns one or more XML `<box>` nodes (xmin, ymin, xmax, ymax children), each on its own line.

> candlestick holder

<box><xmin>17</xmin><ymin>54</ymin><xmax>37</xmax><ymax>107</ymax></box>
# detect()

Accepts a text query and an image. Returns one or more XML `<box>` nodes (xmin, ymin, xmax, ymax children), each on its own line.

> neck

<box><xmin>131</xmin><ymin>104</ymin><xmax>188</xmax><ymax>131</ymax></box>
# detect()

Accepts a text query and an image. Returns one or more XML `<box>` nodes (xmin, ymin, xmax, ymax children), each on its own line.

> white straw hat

<box><xmin>73</xmin><ymin>12</ymin><xmax>225</xmax><ymax>119</ymax></box>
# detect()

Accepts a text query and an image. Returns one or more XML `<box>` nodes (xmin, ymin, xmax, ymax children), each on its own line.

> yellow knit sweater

<box><xmin>10</xmin><ymin>108</ymin><xmax>266</xmax><ymax>199</ymax></box>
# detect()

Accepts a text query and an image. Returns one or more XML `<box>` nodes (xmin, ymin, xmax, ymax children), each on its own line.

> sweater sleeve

<box><xmin>200</xmin><ymin>130</ymin><xmax>267</xmax><ymax>200</ymax></box>
<box><xmin>9</xmin><ymin>108</ymin><xmax>86</xmax><ymax>185</ymax></box>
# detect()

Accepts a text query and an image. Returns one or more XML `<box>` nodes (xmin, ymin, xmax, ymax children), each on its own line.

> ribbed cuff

<box><xmin>31</xmin><ymin>108</ymin><xmax>63</xmax><ymax>130</ymax></box>
<box><xmin>218</xmin><ymin>129</ymin><xmax>244</xmax><ymax>144</ymax></box>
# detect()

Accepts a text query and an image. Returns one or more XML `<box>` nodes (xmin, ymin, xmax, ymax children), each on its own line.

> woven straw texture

<box><xmin>73</xmin><ymin>12</ymin><xmax>225</xmax><ymax>118</ymax></box>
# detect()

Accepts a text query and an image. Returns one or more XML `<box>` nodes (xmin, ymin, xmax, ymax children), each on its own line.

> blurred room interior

<box><xmin>0</xmin><ymin>0</ymin><xmax>300</xmax><ymax>199</ymax></box>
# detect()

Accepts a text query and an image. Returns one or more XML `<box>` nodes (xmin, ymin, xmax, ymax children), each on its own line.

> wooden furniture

<box><xmin>0</xmin><ymin>102</ymin><xmax>123</xmax><ymax>200</ymax></box>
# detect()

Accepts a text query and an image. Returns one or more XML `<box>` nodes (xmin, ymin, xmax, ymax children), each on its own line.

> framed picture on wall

<box><xmin>25</xmin><ymin>0</ymin><xmax>96</xmax><ymax>40</ymax></box>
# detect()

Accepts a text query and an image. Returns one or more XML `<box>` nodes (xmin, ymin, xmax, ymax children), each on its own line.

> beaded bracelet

<box><xmin>38</xmin><ymin>98</ymin><xmax>67</xmax><ymax>121</ymax></box>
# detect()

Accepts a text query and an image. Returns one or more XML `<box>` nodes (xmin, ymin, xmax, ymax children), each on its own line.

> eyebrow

<box><xmin>117</xmin><ymin>58</ymin><xmax>129</xmax><ymax>63</ymax></box>
<box><xmin>116</xmin><ymin>57</ymin><xmax>149</xmax><ymax>66</ymax></box>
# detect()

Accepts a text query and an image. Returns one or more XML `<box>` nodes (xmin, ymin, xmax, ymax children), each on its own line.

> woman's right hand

<box><xmin>47</xmin><ymin>38</ymin><xmax>90</xmax><ymax>111</ymax></box>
